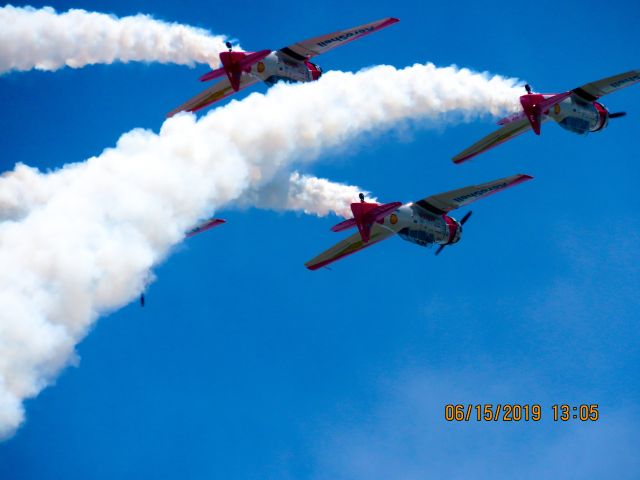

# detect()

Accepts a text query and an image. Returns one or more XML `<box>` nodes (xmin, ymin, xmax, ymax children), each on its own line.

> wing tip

<box><xmin>371</xmin><ymin>17</ymin><xmax>399</xmax><ymax>29</ymax></box>
<box><xmin>508</xmin><ymin>173</ymin><xmax>534</xmax><ymax>187</ymax></box>
<box><xmin>452</xmin><ymin>154</ymin><xmax>472</xmax><ymax>164</ymax></box>
<box><xmin>512</xmin><ymin>173</ymin><xmax>533</xmax><ymax>180</ymax></box>
<box><xmin>380</xmin><ymin>17</ymin><xmax>400</xmax><ymax>28</ymax></box>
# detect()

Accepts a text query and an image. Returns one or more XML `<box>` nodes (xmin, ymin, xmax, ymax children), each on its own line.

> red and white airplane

<box><xmin>305</xmin><ymin>174</ymin><xmax>532</xmax><ymax>270</ymax></box>
<box><xmin>168</xmin><ymin>17</ymin><xmax>398</xmax><ymax>117</ymax></box>
<box><xmin>452</xmin><ymin>69</ymin><xmax>640</xmax><ymax>164</ymax></box>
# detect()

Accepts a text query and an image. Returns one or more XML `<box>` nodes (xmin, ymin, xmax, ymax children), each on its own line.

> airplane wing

<box><xmin>186</xmin><ymin>218</ymin><xmax>225</xmax><ymax>238</ymax></box>
<box><xmin>167</xmin><ymin>75</ymin><xmax>260</xmax><ymax>117</ymax></box>
<box><xmin>412</xmin><ymin>174</ymin><xmax>533</xmax><ymax>215</ymax></box>
<box><xmin>278</xmin><ymin>17</ymin><xmax>399</xmax><ymax>61</ymax></box>
<box><xmin>452</xmin><ymin>117</ymin><xmax>535</xmax><ymax>164</ymax></box>
<box><xmin>305</xmin><ymin>223</ymin><xmax>395</xmax><ymax>270</ymax></box>
<box><xmin>572</xmin><ymin>69</ymin><xmax>640</xmax><ymax>101</ymax></box>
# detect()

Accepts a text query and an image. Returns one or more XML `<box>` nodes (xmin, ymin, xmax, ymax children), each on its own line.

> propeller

<box><xmin>609</xmin><ymin>111</ymin><xmax>627</xmax><ymax>119</ymax></box>
<box><xmin>435</xmin><ymin>211</ymin><xmax>473</xmax><ymax>256</ymax></box>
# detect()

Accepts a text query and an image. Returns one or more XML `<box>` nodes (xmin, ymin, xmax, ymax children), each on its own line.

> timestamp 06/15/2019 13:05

<box><xmin>444</xmin><ymin>404</ymin><xmax>600</xmax><ymax>422</ymax></box>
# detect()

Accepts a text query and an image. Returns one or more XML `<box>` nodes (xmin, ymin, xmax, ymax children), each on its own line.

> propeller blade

<box><xmin>435</xmin><ymin>244</ymin><xmax>445</xmax><ymax>256</ymax></box>
<box><xmin>609</xmin><ymin>111</ymin><xmax>627</xmax><ymax>119</ymax></box>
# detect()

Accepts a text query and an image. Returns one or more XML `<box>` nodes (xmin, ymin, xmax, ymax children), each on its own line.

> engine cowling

<box><xmin>305</xmin><ymin>61</ymin><xmax>322</xmax><ymax>81</ymax></box>
<box><xmin>591</xmin><ymin>102</ymin><xmax>609</xmax><ymax>132</ymax></box>
<box><xmin>443</xmin><ymin>215</ymin><xmax>462</xmax><ymax>245</ymax></box>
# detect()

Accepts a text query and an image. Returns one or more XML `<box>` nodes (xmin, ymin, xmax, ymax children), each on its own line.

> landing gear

<box><xmin>226</xmin><ymin>41</ymin><xmax>232</xmax><ymax>52</ymax></box>
<box><xmin>359</xmin><ymin>193</ymin><xmax>365</xmax><ymax>203</ymax></box>
<box><xmin>525</xmin><ymin>84</ymin><xmax>532</xmax><ymax>94</ymax></box>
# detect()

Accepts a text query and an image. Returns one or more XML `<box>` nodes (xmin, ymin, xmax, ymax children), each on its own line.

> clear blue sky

<box><xmin>1</xmin><ymin>1</ymin><xmax>639</xmax><ymax>478</ymax></box>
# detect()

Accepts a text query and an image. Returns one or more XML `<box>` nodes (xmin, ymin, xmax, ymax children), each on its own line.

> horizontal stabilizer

<box><xmin>352</xmin><ymin>201</ymin><xmax>401</xmax><ymax>243</ymax></box>
<box><xmin>238</xmin><ymin>49</ymin><xmax>271</xmax><ymax>70</ymax></box>
<box><xmin>499</xmin><ymin>91</ymin><xmax>571</xmax><ymax>125</ymax></box>
<box><xmin>331</xmin><ymin>201</ymin><xmax>401</xmax><ymax>233</ymax></box>
<box><xmin>536</xmin><ymin>91</ymin><xmax>571</xmax><ymax>113</ymax></box>
<box><xmin>200</xmin><ymin>49</ymin><xmax>271</xmax><ymax>82</ymax></box>
<box><xmin>199</xmin><ymin>67</ymin><xmax>226</xmax><ymax>82</ymax></box>
<box><xmin>331</xmin><ymin>217</ymin><xmax>357</xmax><ymax>232</ymax></box>
<box><xmin>497</xmin><ymin>111</ymin><xmax>525</xmax><ymax>126</ymax></box>
<box><xmin>366</xmin><ymin>201</ymin><xmax>403</xmax><ymax>223</ymax></box>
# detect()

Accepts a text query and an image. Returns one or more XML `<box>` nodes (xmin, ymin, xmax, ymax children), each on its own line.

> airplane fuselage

<box><xmin>377</xmin><ymin>204</ymin><xmax>462</xmax><ymax>249</ymax></box>
<box><xmin>245</xmin><ymin>51</ymin><xmax>322</xmax><ymax>86</ymax></box>
<box><xmin>545</xmin><ymin>95</ymin><xmax>608</xmax><ymax>135</ymax></box>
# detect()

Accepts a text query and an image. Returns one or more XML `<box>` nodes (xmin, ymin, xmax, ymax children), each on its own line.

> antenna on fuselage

<box><xmin>226</xmin><ymin>41</ymin><xmax>233</xmax><ymax>52</ymax></box>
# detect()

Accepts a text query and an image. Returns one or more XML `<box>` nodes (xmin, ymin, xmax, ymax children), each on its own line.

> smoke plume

<box><xmin>0</xmin><ymin>5</ymin><xmax>231</xmax><ymax>73</ymax></box>
<box><xmin>0</xmin><ymin>62</ymin><xmax>522</xmax><ymax>438</ymax></box>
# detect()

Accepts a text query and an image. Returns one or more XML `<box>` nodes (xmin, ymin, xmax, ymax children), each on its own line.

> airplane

<box><xmin>140</xmin><ymin>217</ymin><xmax>225</xmax><ymax>307</ymax></box>
<box><xmin>305</xmin><ymin>174</ymin><xmax>532</xmax><ymax>270</ymax></box>
<box><xmin>452</xmin><ymin>69</ymin><xmax>640</xmax><ymax>164</ymax></box>
<box><xmin>168</xmin><ymin>17</ymin><xmax>399</xmax><ymax>117</ymax></box>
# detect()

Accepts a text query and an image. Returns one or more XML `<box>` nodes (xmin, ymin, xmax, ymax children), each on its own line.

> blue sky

<box><xmin>1</xmin><ymin>1</ymin><xmax>639</xmax><ymax>478</ymax></box>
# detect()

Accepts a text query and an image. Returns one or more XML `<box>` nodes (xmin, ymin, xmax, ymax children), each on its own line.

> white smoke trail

<box><xmin>0</xmin><ymin>165</ymin><xmax>366</xmax><ymax>222</ymax></box>
<box><xmin>0</xmin><ymin>62</ymin><xmax>523</xmax><ymax>438</ymax></box>
<box><xmin>0</xmin><ymin>5</ymin><xmax>231</xmax><ymax>73</ymax></box>
<box><xmin>240</xmin><ymin>171</ymin><xmax>375</xmax><ymax>219</ymax></box>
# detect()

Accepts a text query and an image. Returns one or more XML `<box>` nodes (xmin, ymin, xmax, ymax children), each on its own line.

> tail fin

<box><xmin>519</xmin><ymin>94</ymin><xmax>544</xmax><ymax>135</ymax></box>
